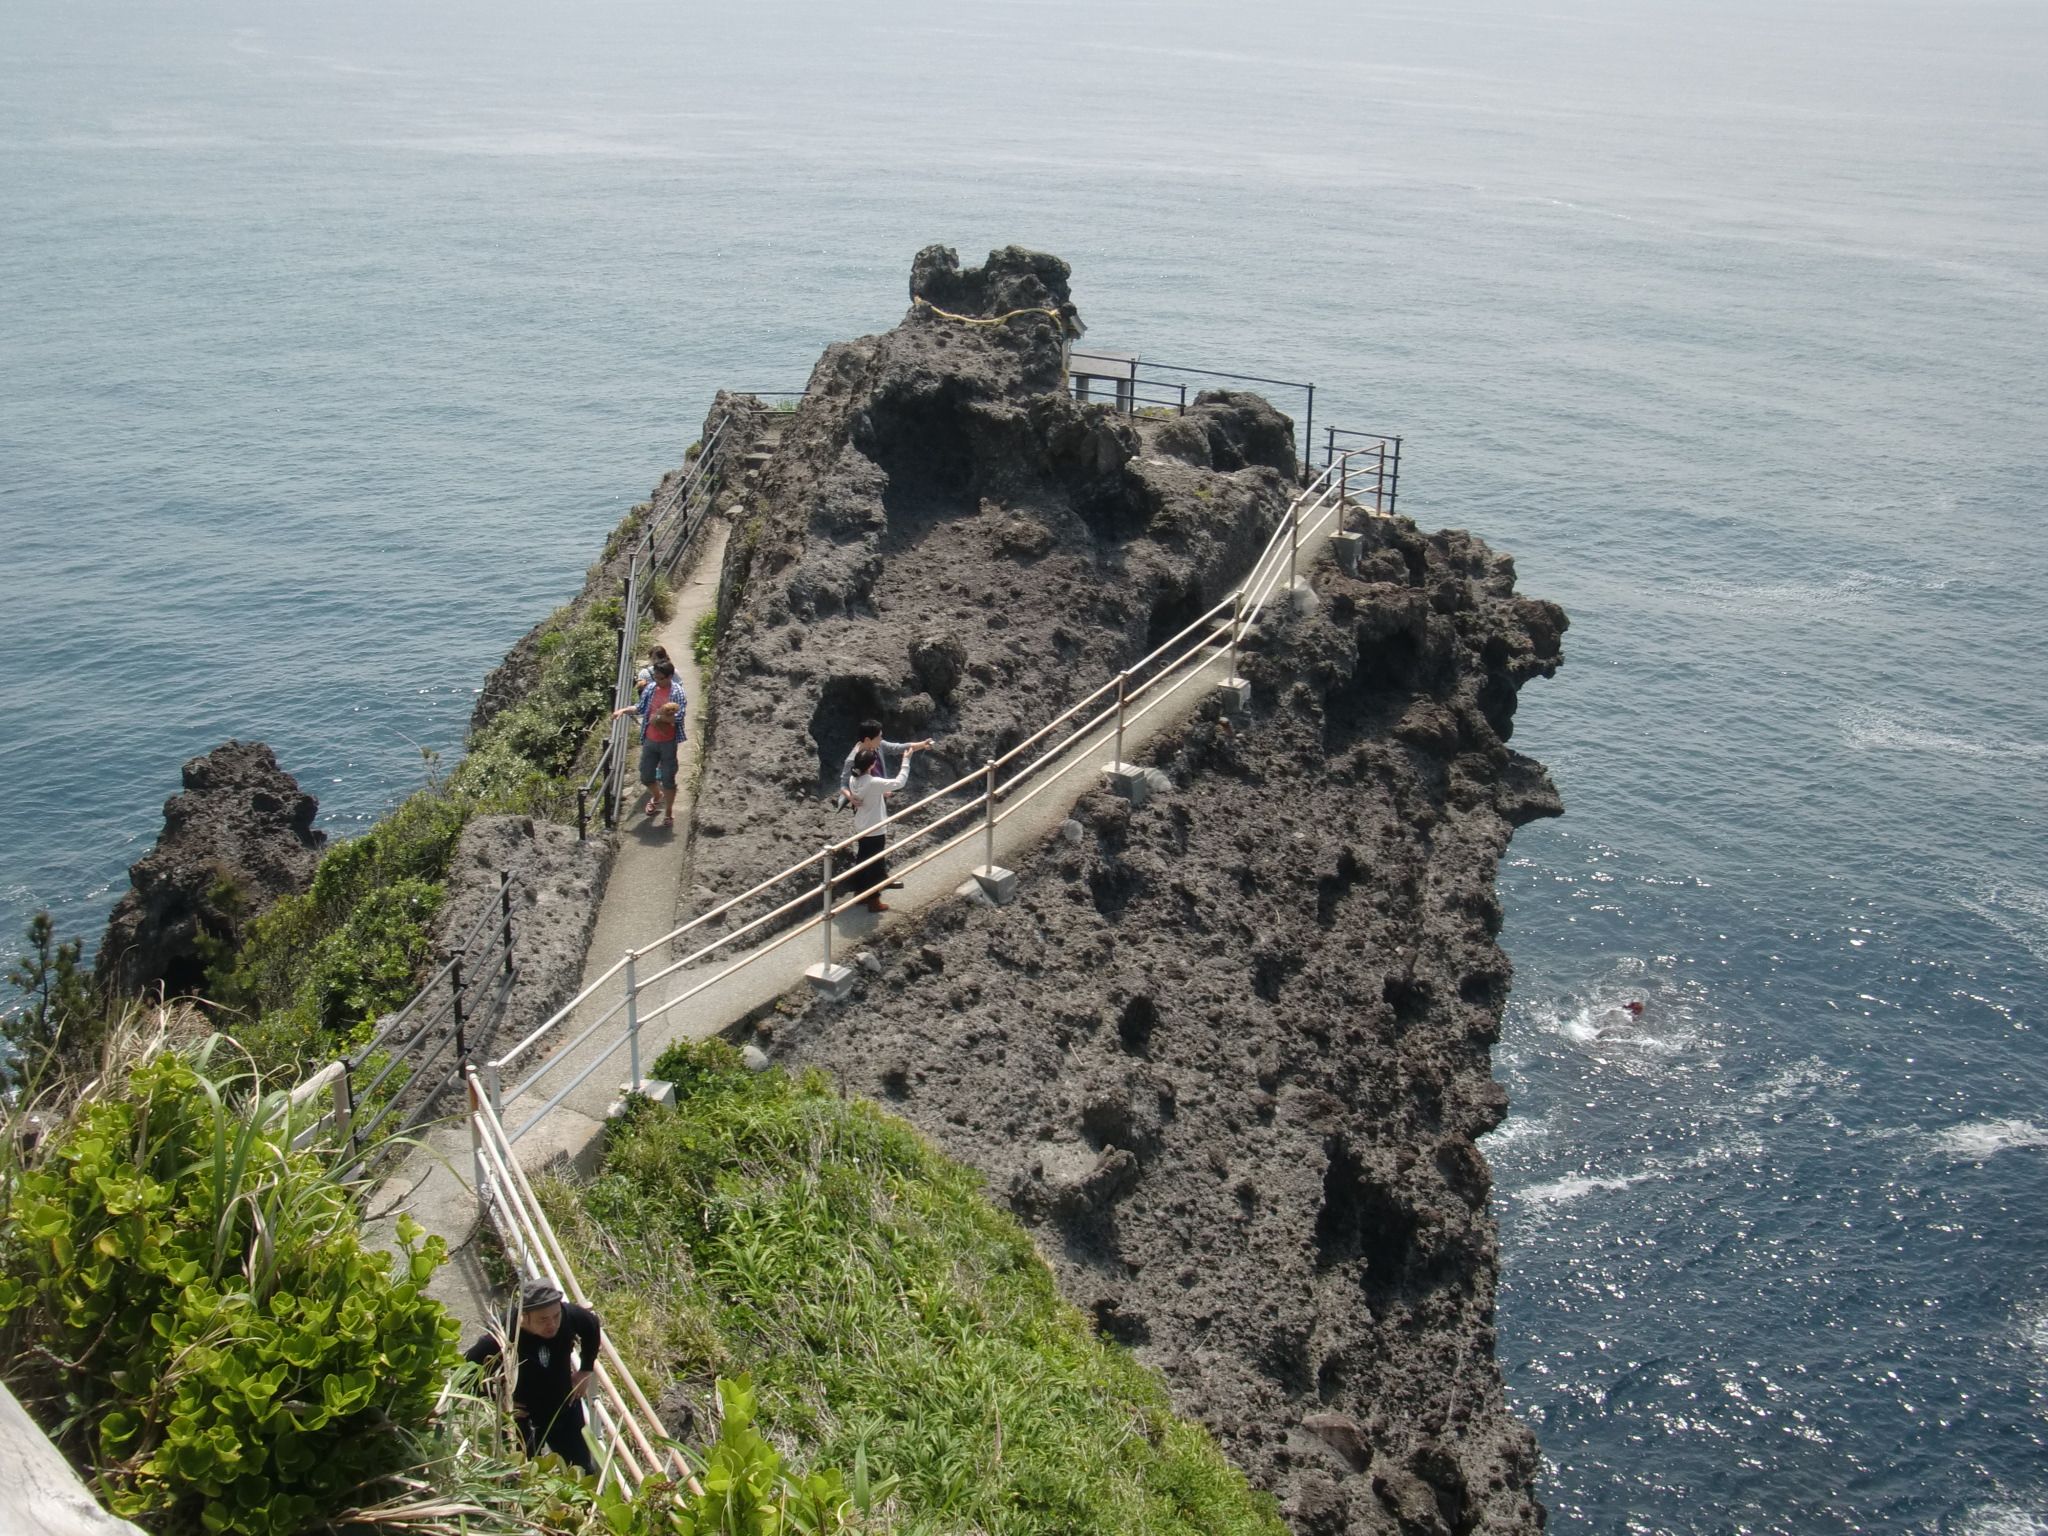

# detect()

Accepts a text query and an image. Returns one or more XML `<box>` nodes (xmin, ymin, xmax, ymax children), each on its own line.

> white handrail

<box><xmin>487</xmin><ymin>451</ymin><xmax>1380</xmax><ymax>1130</ymax></box>
<box><xmin>465</xmin><ymin>1070</ymin><xmax>702</xmax><ymax>1496</ymax></box>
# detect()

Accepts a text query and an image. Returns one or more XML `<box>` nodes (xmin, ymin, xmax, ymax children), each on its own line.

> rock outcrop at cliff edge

<box><xmin>98</xmin><ymin>741</ymin><xmax>325</xmax><ymax>999</ymax></box>
<box><xmin>688</xmin><ymin>244</ymin><xmax>1300</xmax><ymax>899</ymax></box>
<box><xmin>692</xmin><ymin>247</ymin><xmax>1564</xmax><ymax>1534</ymax></box>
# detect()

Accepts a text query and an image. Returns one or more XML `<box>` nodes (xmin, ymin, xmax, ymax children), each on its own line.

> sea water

<box><xmin>2</xmin><ymin>2</ymin><xmax>2042</xmax><ymax>1529</ymax></box>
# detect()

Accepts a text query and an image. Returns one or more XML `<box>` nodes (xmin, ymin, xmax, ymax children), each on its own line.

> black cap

<box><xmin>520</xmin><ymin>1280</ymin><xmax>564</xmax><ymax>1311</ymax></box>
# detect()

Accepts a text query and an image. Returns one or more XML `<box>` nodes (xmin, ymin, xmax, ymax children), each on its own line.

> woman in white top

<box><xmin>845</xmin><ymin>744</ymin><xmax>917</xmax><ymax>912</ymax></box>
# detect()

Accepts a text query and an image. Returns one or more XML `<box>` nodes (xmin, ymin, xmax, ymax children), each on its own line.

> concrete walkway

<box><xmin>371</xmin><ymin>483</ymin><xmax>1360</xmax><ymax>1336</ymax></box>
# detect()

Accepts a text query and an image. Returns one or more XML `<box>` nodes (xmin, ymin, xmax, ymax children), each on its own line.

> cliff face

<box><xmin>695</xmin><ymin>248</ymin><xmax>1565</xmax><ymax>1535</ymax></box>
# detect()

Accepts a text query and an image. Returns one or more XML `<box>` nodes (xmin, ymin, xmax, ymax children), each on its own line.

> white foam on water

<box><xmin>1952</xmin><ymin>1503</ymin><xmax>2048</xmax><ymax>1536</ymax></box>
<box><xmin>1924</xmin><ymin>1119</ymin><xmax>2048</xmax><ymax>1162</ymax></box>
<box><xmin>1842</xmin><ymin>706</ymin><xmax>2048</xmax><ymax>763</ymax></box>
<box><xmin>1956</xmin><ymin>879</ymin><xmax>2048</xmax><ymax>967</ymax></box>
<box><xmin>1481</xmin><ymin>1111</ymin><xmax>1552</xmax><ymax>1150</ymax></box>
<box><xmin>1681</xmin><ymin>570</ymin><xmax>1905</xmax><ymax>614</ymax></box>
<box><xmin>1516</xmin><ymin>1170</ymin><xmax>1654</xmax><ymax>1207</ymax></box>
<box><xmin>1753</xmin><ymin>1057</ymin><xmax>1852</xmax><ymax>1107</ymax></box>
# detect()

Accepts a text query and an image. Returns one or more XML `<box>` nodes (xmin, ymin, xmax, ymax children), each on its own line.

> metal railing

<box><xmin>463</xmin><ymin>1068</ymin><xmax>701</xmax><ymax>1498</ymax></box>
<box><xmin>280</xmin><ymin>870</ymin><xmax>525</xmax><ymax>1171</ymax></box>
<box><xmin>1325</xmin><ymin>427</ymin><xmax>1402</xmax><ymax>518</ymax></box>
<box><xmin>475</xmin><ymin>445</ymin><xmax>1393</xmax><ymax>1145</ymax></box>
<box><xmin>1068</xmin><ymin>356</ymin><xmax>1317</xmax><ymax>475</ymax></box>
<box><xmin>578</xmin><ymin>413</ymin><xmax>740</xmax><ymax>840</ymax></box>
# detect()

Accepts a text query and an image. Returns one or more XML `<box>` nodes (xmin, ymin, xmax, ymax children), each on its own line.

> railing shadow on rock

<box><xmin>284</xmin><ymin>869</ymin><xmax>525</xmax><ymax>1178</ymax></box>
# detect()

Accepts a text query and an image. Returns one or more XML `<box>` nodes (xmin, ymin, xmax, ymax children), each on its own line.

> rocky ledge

<box><xmin>97</xmin><ymin>741</ymin><xmax>325</xmax><ymax>999</ymax></box>
<box><xmin>692</xmin><ymin>248</ymin><xmax>1566</xmax><ymax>1534</ymax></box>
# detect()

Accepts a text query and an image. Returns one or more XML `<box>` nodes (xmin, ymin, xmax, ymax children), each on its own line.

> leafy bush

<box><xmin>540</xmin><ymin>1042</ymin><xmax>1285</xmax><ymax>1536</ymax></box>
<box><xmin>0</xmin><ymin>1043</ymin><xmax>459</xmax><ymax>1534</ymax></box>
<box><xmin>692</xmin><ymin>611</ymin><xmax>719</xmax><ymax>670</ymax></box>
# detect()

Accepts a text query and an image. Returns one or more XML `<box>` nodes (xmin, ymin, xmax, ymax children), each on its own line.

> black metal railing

<box><xmin>1067</xmin><ymin>355</ymin><xmax>1318</xmax><ymax>478</ymax></box>
<box><xmin>288</xmin><ymin>867</ymin><xmax>524</xmax><ymax>1175</ymax></box>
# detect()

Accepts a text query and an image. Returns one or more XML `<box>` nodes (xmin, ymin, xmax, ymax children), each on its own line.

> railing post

<box><xmin>335</xmin><ymin>1062</ymin><xmax>357</xmax><ymax>1156</ymax></box>
<box><xmin>1388</xmin><ymin>436</ymin><xmax>1402</xmax><ymax>517</ymax></box>
<box><xmin>1230</xmin><ymin>592</ymin><xmax>1243</xmax><ymax>680</ymax></box>
<box><xmin>500</xmin><ymin>871</ymin><xmax>515</xmax><ymax>981</ymax></box>
<box><xmin>577</xmin><ymin>786</ymin><xmax>588</xmax><ymax>842</ymax></box>
<box><xmin>1325</xmin><ymin>423</ymin><xmax>1336</xmax><ymax>469</ymax></box>
<box><xmin>1302</xmin><ymin>382</ymin><xmax>1315</xmax><ymax>485</ymax></box>
<box><xmin>1288</xmin><ymin>495</ymin><xmax>1300</xmax><ymax>588</ymax></box>
<box><xmin>983</xmin><ymin>760</ymin><xmax>998</xmax><ymax>872</ymax></box>
<box><xmin>624</xmin><ymin>950</ymin><xmax>641</xmax><ymax>1091</ymax></box>
<box><xmin>1341</xmin><ymin>449</ymin><xmax>1352</xmax><ymax>509</ymax></box>
<box><xmin>1377</xmin><ymin>440</ymin><xmax>1388</xmax><ymax>516</ymax></box>
<box><xmin>819</xmin><ymin>846</ymin><xmax>836</xmax><ymax>972</ymax></box>
<box><xmin>1114</xmin><ymin>671</ymin><xmax>1129</xmax><ymax>768</ymax></box>
<box><xmin>450</xmin><ymin>957</ymin><xmax>466</xmax><ymax>1063</ymax></box>
<box><xmin>481</xmin><ymin>1061</ymin><xmax>503</xmax><ymax>1122</ymax></box>
<box><xmin>466</xmin><ymin>1072</ymin><xmax>487</xmax><ymax>1210</ymax></box>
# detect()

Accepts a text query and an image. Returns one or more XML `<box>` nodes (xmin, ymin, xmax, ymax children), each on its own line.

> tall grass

<box><xmin>539</xmin><ymin>1042</ymin><xmax>1285</xmax><ymax>1536</ymax></box>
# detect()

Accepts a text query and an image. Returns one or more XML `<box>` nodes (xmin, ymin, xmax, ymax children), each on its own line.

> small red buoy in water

<box><xmin>1624</xmin><ymin>1000</ymin><xmax>1644</xmax><ymax>1016</ymax></box>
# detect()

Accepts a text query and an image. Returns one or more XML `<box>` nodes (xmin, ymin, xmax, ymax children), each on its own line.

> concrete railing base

<box><xmin>1215</xmin><ymin>676</ymin><xmax>1252</xmax><ymax>712</ymax></box>
<box><xmin>972</xmin><ymin>864</ymin><xmax>1018</xmax><ymax>904</ymax></box>
<box><xmin>608</xmin><ymin>1079</ymin><xmax>676</xmax><ymax>1117</ymax></box>
<box><xmin>1102</xmin><ymin>762</ymin><xmax>1153</xmax><ymax>805</ymax></box>
<box><xmin>805</xmin><ymin>961</ymin><xmax>856</xmax><ymax>1000</ymax></box>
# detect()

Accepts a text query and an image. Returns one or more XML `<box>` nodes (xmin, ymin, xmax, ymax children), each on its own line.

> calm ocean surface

<box><xmin>3</xmin><ymin>1</ymin><xmax>2043</xmax><ymax>1528</ymax></box>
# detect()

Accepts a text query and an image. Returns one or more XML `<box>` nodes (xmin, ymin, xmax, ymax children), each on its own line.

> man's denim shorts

<box><xmin>639</xmin><ymin>738</ymin><xmax>680</xmax><ymax>787</ymax></box>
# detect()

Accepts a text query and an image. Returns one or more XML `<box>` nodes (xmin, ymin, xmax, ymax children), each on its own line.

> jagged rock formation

<box><xmin>97</xmin><ymin>741</ymin><xmax>325</xmax><ymax>998</ymax></box>
<box><xmin>688</xmin><ymin>245</ymin><xmax>1300</xmax><ymax>902</ymax></box>
<box><xmin>691</xmin><ymin>248</ymin><xmax>1565</xmax><ymax>1533</ymax></box>
<box><xmin>774</xmin><ymin>526</ymin><xmax>1563</xmax><ymax>1535</ymax></box>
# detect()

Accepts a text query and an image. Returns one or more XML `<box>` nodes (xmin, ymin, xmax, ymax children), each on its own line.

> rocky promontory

<box><xmin>96</xmin><ymin>740</ymin><xmax>325</xmax><ymax>998</ymax></box>
<box><xmin>688</xmin><ymin>248</ymin><xmax>1565</xmax><ymax>1533</ymax></box>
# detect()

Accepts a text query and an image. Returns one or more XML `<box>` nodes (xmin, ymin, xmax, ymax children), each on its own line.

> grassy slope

<box><xmin>538</xmin><ymin>1041</ymin><xmax>1286</xmax><ymax>1536</ymax></box>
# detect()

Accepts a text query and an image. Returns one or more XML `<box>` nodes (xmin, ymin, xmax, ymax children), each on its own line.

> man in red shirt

<box><xmin>612</xmin><ymin>659</ymin><xmax>686</xmax><ymax>827</ymax></box>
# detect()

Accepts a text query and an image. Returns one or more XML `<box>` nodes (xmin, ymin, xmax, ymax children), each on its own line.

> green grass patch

<box><xmin>542</xmin><ymin>1042</ymin><xmax>1285</xmax><ymax>1536</ymax></box>
<box><xmin>692</xmin><ymin>609</ymin><xmax>719</xmax><ymax>670</ymax></box>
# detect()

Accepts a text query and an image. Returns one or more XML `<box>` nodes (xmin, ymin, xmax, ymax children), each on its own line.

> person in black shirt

<box><xmin>464</xmin><ymin>1280</ymin><xmax>602</xmax><ymax>1474</ymax></box>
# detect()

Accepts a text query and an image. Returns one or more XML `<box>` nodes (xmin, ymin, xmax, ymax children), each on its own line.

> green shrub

<box><xmin>5</xmin><ymin>911</ymin><xmax>98</xmax><ymax>1089</ymax></box>
<box><xmin>692</xmin><ymin>610</ymin><xmax>719</xmax><ymax>670</ymax></box>
<box><xmin>543</xmin><ymin>1043</ymin><xmax>1284</xmax><ymax>1536</ymax></box>
<box><xmin>0</xmin><ymin>1045</ymin><xmax>459</xmax><ymax>1535</ymax></box>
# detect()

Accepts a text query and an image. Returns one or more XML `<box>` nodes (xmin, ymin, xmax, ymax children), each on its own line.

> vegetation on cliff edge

<box><xmin>212</xmin><ymin>588</ymin><xmax>624</xmax><ymax>1078</ymax></box>
<box><xmin>538</xmin><ymin>1039</ymin><xmax>1287</xmax><ymax>1536</ymax></box>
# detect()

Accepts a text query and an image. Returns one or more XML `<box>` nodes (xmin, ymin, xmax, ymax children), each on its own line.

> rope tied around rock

<box><xmin>911</xmin><ymin>294</ymin><xmax>1067</xmax><ymax>329</ymax></box>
